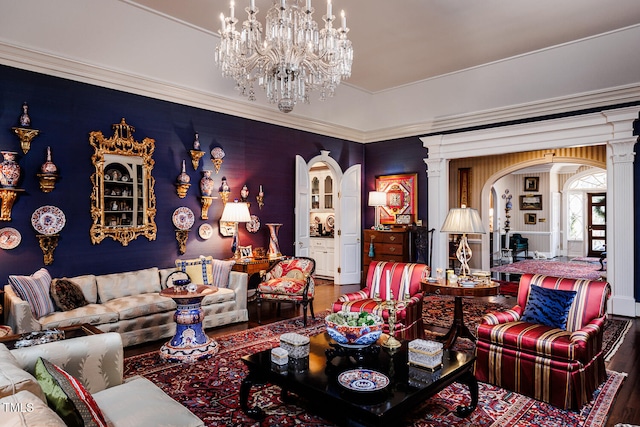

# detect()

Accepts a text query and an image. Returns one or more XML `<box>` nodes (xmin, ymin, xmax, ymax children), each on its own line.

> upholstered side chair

<box><xmin>255</xmin><ymin>257</ymin><xmax>316</xmax><ymax>326</ymax></box>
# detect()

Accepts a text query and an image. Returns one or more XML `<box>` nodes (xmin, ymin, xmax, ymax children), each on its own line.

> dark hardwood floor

<box><xmin>124</xmin><ymin>282</ymin><xmax>639</xmax><ymax>426</ymax></box>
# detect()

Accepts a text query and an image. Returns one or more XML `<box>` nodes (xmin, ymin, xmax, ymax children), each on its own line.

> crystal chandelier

<box><xmin>215</xmin><ymin>0</ymin><xmax>353</xmax><ymax>113</ymax></box>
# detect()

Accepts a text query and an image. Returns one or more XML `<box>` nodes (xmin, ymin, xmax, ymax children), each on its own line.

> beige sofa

<box><xmin>0</xmin><ymin>332</ymin><xmax>203</xmax><ymax>426</ymax></box>
<box><xmin>4</xmin><ymin>266</ymin><xmax>248</xmax><ymax>347</ymax></box>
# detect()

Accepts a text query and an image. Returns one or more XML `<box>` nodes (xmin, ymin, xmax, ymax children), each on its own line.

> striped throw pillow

<box><xmin>212</xmin><ymin>259</ymin><xmax>235</xmax><ymax>288</ymax></box>
<box><xmin>9</xmin><ymin>268</ymin><xmax>56</xmax><ymax>318</ymax></box>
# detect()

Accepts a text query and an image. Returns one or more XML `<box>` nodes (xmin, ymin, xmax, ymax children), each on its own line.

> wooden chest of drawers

<box><xmin>362</xmin><ymin>229</ymin><xmax>408</xmax><ymax>281</ymax></box>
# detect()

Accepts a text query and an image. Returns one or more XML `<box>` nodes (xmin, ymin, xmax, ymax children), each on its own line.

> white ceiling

<box><xmin>130</xmin><ymin>0</ymin><xmax>640</xmax><ymax>93</ymax></box>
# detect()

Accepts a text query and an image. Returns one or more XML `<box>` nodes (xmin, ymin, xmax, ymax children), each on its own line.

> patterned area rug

<box><xmin>124</xmin><ymin>309</ymin><xmax>628</xmax><ymax>427</ymax></box>
<box><xmin>490</xmin><ymin>259</ymin><xmax>605</xmax><ymax>280</ymax></box>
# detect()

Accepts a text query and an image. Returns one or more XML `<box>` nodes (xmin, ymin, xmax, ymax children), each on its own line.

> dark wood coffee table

<box><xmin>240</xmin><ymin>332</ymin><xmax>477</xmax><ymax>427</ymax></box>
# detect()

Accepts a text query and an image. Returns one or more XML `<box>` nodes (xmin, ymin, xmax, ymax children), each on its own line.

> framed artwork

<box><xmin>520</xmin><ymin>194</ymin><xmax>542</xmax><ymax>210</ymax></box>
<box><xmin>525</xmin><ymin>213</ymin><xmax>537</xmax><ymax>224</ymax></box>
<box><xmin>376</xmin><ymin>173</ymin><xmax>418</xmax><ymax>225</ymax></box>
<box><xmin>524</xmin><ymin>176</ymin><xmax>539</xmax><ymax>192</ymax></box>
<box><xmin>239</xmin><ymin>245</ymin><xmax>253</xmax><ymax>258</ymax></box>
<box><xmin>458</xmin><ymin>168</ymin><xmax>471</xmax><ymax>207</ymax></box>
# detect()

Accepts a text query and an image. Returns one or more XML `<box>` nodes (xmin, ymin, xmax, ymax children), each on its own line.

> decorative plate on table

<box><xmin>0</xmin><ymin>227</ymin><xmax>21</xmax><ymax>250</ymax></box>
<box><xmin>31</xmin><ymin>205</ymin><xmax>66</xmax><ymax>235</ymax></box>
<box><xmin>172</xmin><ymin>207</ymin><xmax>195</xmax><ymax>230</ymax></box>
<box><xmin>338</xmin><ymin>369</ymin><xmax>389</xmax><ymax>392</ymax></box>
<box><xmin>246</xmin><ymin>215</ymin><xmax>260</xmax><ymax>233</ymax></box>
<box><xmin>198</xmin><ymin>223</ymin><xmax>213</xmax><ymax>240</ymax></box>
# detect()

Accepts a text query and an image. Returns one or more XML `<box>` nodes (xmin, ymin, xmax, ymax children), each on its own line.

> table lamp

<box><xmin>220</xmin><ymin>199</ymin><xmax>251</xmax><ymax>259</ymax></box>
<box><xmin>440</xmin><ymin>205</ymin><xmax>486</xmax><ymax>277</ymax></box>
<box><xmin>368</xmin><ymin>191</ymin><xmax>387</xmax><ymax>229</ymax></box>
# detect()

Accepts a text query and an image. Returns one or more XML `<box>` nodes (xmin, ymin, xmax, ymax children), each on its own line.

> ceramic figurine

<box><xmin>19</xmin><ymin>102</ymin><xmax>31</xmax><ymax>127</ymax></box>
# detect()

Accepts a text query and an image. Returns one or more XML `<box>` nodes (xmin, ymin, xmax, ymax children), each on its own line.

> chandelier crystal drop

<box><xmin>215</xmin><ymin>0</ymin><xmax>353</xmax><ymax>113</ymax></box>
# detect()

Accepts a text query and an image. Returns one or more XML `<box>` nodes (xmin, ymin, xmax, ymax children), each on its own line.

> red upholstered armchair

<box><xmin>475</xmin><ymin>273</ymin><xmax>611</xmax><ymax>410</ymax></box>
<box><xmin>332</xmin><ymin>261</ymin><xmax>430</xmax><ymax>340</ymax></box>
<box><xmin>256</xmin><ymin>257</ymin><xmax>315</xmax><ymax>326</ymax></box>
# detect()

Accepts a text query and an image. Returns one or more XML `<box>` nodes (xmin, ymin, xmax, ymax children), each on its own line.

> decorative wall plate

<box><xmin>198</xmin><ymin>223</ymin><xmax>213</xmax><ymax>240</ymax></box>
<box><xmin>31</xmin><ymin>205</ymin><xmax>66</xmax><ymax>235</ymax></box>
<box><xmin>246</xmin><ymin>215</ymin><xmax>260</xmax><ymax>233</ymax></box>
<box><xmin>172</xmin><ymin>207</ymin><xmax>195</xmax><ymax>230</ymax></box>
<box><xmin>338</xmin><ymin>369</ymin><xmax>389</xmax><ymax>392</ymax></box>
<box><xmin>0</xmin><ymin>227</ymin><xmax>21</xmax><ymax>249</ymax></box>
<box><xmin>326</xmin><ymin>214</ymin><xmax>335</xmax><ymax>230</ymax></box>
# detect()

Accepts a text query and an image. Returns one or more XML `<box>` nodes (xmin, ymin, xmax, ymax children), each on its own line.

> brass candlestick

<box><xmin>382</xmin><ymin>299</ymin><xmax>402</xmax><ymax>349</ymax></box>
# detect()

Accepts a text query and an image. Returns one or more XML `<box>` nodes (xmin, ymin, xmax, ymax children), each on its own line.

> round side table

<box><xmin>159</xmin><ymin>285</ymin><xmax>219</xmax><ymax>363</ymax></box>
<box><xmin>421</xmin><ymin>279</ymin><xmax>499</xmax><ymax>349</ymax></box>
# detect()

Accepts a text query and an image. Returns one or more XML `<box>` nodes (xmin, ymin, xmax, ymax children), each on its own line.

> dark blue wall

<box><xmin>0</xmin><ymin>65</ymin><xmax>364</xmax><ymax>283</ymax></box>
<box><xmin>363</xmin><ymin>137</ymin><xmax>429</xmax><ymax>230</ymax></box>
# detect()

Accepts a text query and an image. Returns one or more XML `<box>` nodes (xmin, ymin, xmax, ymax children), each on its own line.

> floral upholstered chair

<box><xmin>475</xmin><ymin>273</ymin><xmax>611</xmax><ymax>410</ymax></box>
<box><xmin>256</xmin><ymin>257</ymin><xmax>315</xmax><ymax>326</ymax></box>
<box><xmin>332</xmin><ymin>261</ymin><xmax>430</xmax><ymax>340</ymax></box>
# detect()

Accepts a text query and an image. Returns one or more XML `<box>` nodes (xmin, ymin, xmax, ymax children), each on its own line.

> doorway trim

<box><xmin>422</xmin><ymin>106</ymin><xmax>638</xmax><ymax>317</ymax></box>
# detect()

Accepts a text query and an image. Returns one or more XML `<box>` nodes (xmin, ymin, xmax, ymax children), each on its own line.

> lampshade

<box><xmin>368</xmin><ymin>191</ymin><xmax>387</xmax><ymax>207</ymax></box>
<box><xmin>440</xmin><ymin>206</ymin><xmax>486</xmax><ymax>234</ymax></box>
<box><xmin>220</xmin><ymin>200</ymin><xmax>251</xmax><ymax>223</ymax></box>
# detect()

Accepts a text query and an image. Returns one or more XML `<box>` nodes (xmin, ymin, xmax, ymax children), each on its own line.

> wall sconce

<box><xmin>12</xmin><ymin>102</ymin><xmax>39</xmax><ymax>154</ymax></box>
<box><xmin>220</xmin><ymin>200</ymin><xmax>251</xmax><ymax>259</ymax></box>
<box><xmin>219</xmin><ymin>176</ymin><xmax>230</xmax><ymax>204</ymax></box>
<box><xmin>256</xmin><ymin>185</ymin><xmax>264</xmax><ymax>209</ymax></box>
<box><xmin>368</xmin><ymin>191</ymin><xmax>387</xmax><ymax>230</ymax></box>
<box><xmin>37</xmin><ymin>146</ymin><xmax>59</xmax><ymax>193</ymax></box>
<box><xmin>211</xmin><ymin>147</ymin><xmax>225</xmax><ymax>174</ymax></box>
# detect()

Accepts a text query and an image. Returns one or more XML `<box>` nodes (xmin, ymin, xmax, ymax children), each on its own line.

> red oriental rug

<box><xmin>124</xmin><ymin>310</ymin><xmax>627</xmax><ymax>427</ymax></box>
<box><xmin>490</xmin><ymin>259</ymin><xmax>605</xmax><ymax>281</ymax></box>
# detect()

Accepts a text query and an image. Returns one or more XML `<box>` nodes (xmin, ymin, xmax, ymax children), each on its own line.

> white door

<box><xmin>335</xmin><ymin>164</ymin><xmax>361</xmax><ymax>284</ymax></box>
<box><xmin>294</xmin><ymin>155</ymin><xmax>311</xmax><ymax>257</ymax></box>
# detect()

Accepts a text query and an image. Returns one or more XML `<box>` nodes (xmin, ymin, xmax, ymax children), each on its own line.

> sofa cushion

<box><xmin>212</xmin><ymin>259</ymin><xmax>235</xmax><ymax>288</ymax></box>
<box><xmin>0</xmin><ymin>390</ymin><xmax>66</xmax><ymax>426</ymax></box>
<box><xmin>51</xmin><ymin>278</ymin><xmax>88</xmax><ymax>311</ymax></box>
<box><xmin>96</xmin><ymin>267</ymin><xmax>161</xmax><ymax>302</ymax></box>
<box><xmin>34</xmin><ymin>357</ymin><xmax>107</xmax><ymax>427</ymax></box>
<box><xmin>102</xmin><ymin>294</ymin><xmax>176</xmax><ymax>321</ymax></box>
<box><xmin>200</xmin><ymin>286</ymin><xmax>236</xmax><ymax>306</ymax></box>
<box><xmin>65</xmin><ymin>274</ymin><xmax>98</xmax><ymax>304</ymax></box>
<box><xmin>159</xmin><ymin>267</ymin><xmax>178</xmax><ymax>289</ymax></box>
<box><xmin>521</xmin><ymin>285</ymin><xmax>577</xmax><ymax>330</ymax></box>
<box><xmin>8</xmin><ymin>268</ymin><xmax>56</xmax><ymax>318</ymax></box>
<box><xmin>175</xmin><ymin>256</ymin><xmax>215</xmax><ymax>285</ymax></box>
<box><xmin>0</xmin><ymin>344</ymin><xmax>46</xmax><ymax>402</ymax></box>
<box><xmin>38</xmin><ymin>304</ymin><xmax>119</xmax><ymax>330</ymax></box>
<box><xmin>93</xmin><ymin>376</ymin><xmax>204</xmax><ymax>427</ymax></box>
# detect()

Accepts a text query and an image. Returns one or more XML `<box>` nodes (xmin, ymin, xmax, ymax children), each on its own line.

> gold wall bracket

<box><xmin>37</xmin><ymin>234</ymin><xmax>59</xmax><ymax>265</ymax></box>
<box><xmin>189</xmin><ymin>150</ymin><xmax>205</xmax><ymax>170</ymax></box>
<box><xmin>0</xmin><ymin>188</ymin><xmax>24</xmax><ymax>221</ymax></box>
<box><xmin>200</xmin><ymin>196</ymin><xmax>213</xmax><ymax>220</ymax></box>
<box><xmin>37</xmin><ymin>173</ymin><xmax>59</xmax><ymax>193</ymax></box>
<box><xmin>12</xmin><ymin>127</ymin><xmax>40</xmax><ymax>154</ymax></box>
<box><xmin>175</xmin><ymin>229</ymin><xmax>189</xmax><ymax>254</ymax></box>
<box><xmin>175</xmin><ymin>183</ymin><xmax>190</xmax><ymax>199</ymax></box>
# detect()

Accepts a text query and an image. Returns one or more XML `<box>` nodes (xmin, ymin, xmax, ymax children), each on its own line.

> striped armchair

<box><xmin>332</xmin><ymin>261</ymin><xmax>430</xmax><ymax>340</ymax></box>
<box><xmin>474</xmin><ymin>273</ymin><xmax>611</xmax><ymax>410</ymax></box>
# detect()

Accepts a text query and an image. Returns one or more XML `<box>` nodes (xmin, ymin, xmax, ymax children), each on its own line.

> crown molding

<box><xmin>0</xmin><ymin>41</ymin><xmax>637</xmax><ymax>145</ymax></box>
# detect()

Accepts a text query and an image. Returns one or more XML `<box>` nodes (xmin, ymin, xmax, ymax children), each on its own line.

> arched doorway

<box><xmin>294</xmin><ymin>151</ymin><xmax>362</xmax><ymax>284</ymax></box>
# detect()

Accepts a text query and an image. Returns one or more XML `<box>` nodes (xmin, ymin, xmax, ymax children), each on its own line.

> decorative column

<box><xmin>266</xmin><ymin>223</ymin><xmax>282</xmax><ymax>259</ymax></box>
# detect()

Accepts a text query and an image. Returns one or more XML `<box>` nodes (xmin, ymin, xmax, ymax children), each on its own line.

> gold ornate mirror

<box><xmin>89</xmin><ymin>118</ymin><xmax>157</xmax><ymax>246</ymax></box>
